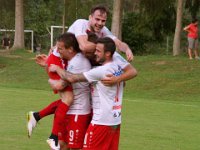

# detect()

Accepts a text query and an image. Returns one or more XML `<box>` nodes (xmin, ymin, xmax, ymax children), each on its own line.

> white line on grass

<box><xmin>124</xmin><ymin>99</ymin><xmax>199</xmax><ymax>108</ymax></box>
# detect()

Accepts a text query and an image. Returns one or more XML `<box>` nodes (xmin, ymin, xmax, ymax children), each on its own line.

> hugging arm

<box><xmin>101</xmin><ymin>64</ymin><xmax>137</xmax><ymax>86</ymax></box>
<box><xmin>49</xmin><ymin>64</ymin><xmax>87</xmax><ymax>83</ymax></box>
<box><xmin>114</xmin><ymin>38</ymin><xmax>134</xmax><ymax>62</ymax></box>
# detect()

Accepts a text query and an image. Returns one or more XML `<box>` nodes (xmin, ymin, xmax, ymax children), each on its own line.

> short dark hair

<box><xmin>96</xmin><ymin>37</ymin><xmax>116</xmax><ymax>56</ymax></box>
<box><xmin>90</xmin><ymin>4</ymin><xmax>109</xmax><ymax>16</ymax></box>
<box><xmin>87</xmin><ymin>30</ymin><xmax>98</xmax><ymax>44</ymax></box>
<box><xmin>192</xmin><ymin>18</ymin><xmax>198</xmax><ymax>23</ymax></box>
<box><xmin>57</xmin><ymin>32</ymin><xmax>80</xmax><ymax>52</ymax></box>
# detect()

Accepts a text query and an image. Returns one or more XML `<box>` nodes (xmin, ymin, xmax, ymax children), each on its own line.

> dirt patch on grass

<box><xmin>152</xmin><ymin>61</ymin><xmax>166</xmax><ymax>65</ymax></box>
<box><xmin>0</xmin><ymin>49</ymin><xmax>22</xmax><ymax>58</ymax></box>
<box><xmin>3</xmin><ymin>55</ymin><xmax>22</xmax><ymax>58</ymax></box>
<box><xmin>0</xmin><ymin>64</ymin><xmax>6</xmax><ymax>69</ymax></box>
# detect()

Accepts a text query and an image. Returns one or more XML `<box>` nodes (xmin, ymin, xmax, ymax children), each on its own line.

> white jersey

<box><xmin>68</xmin><ymin>19</ymin><xmax>129</xmax><ymax>69</ymax></box>
<box><xmin>67</xmin><ymin>19</ymin><xmax>116</xmax><ymax>40</ymax></box>
<box><xmin>83</xmin><ymin>62</ymin><xmax>124</xmax><ymax>125</ymax></box>
<box><xmin>113</xmin><ymin>52</ymin><xmax>129</xmax><ymax>69</ymax></box>
<box><xmin>67</xmin><ymin>53</ymin><xmax>92</xmax><ymax>115</ymax></box>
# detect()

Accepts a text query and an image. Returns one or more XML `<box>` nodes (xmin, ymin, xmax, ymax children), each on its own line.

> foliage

<box><xmin>185</xmin><ymin>0</ymin><xmax>200</xmax><ymax>19</ymax></box>
<box><xmin>22</xmin><ymin>0</ymin><xmax>113</xmax><ymax>50</ymax></box>
<box><xmin>2</xmin><ymin>0</ymin><xmax>200</xmax><ymax>55</ymax></box>
<box><xmin>121</xmin><ymin>0</ymin><xmax>177</xmax><ymax>55</ymax></box>
<box><xmin>139</xmin><ymin>0</ymin><xmax>176</xmax><ymax>41</ymax></box>
<box><xmin>24</xmin><ymin>0</ymin><xmax>64</xmax><ymax>49</ymax></box>
<box><xmin>122</xmin><ymin>12</ymin><xmax>149</xmax><ymax>55</ymax></box>
<box><xmin>0</xmin><ymin>0</ymin><xmax>15</xmax><ymax>29</ymax></box>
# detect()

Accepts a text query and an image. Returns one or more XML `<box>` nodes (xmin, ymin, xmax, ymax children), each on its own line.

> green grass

<box><xmin>0</xmin><ymin>50</ymin><xmax>200</xmax><ymax>150</ymax></box>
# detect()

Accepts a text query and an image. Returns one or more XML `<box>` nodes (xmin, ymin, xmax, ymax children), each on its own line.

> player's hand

<box><xmin>101</xmin><ymin>74</ymin><xmax>119</xmax><ymax>86</ymax></box>
<box><xmin>35</xmin><ymin>54</ymin><xmax>48</xmax><ymax>67</ymax></box>
<box><xmin>49</xmin><ymin>64</ymin><xmax>59</xmax><ymax>72</ymax></box>
<box><xmin>125</xmin><ymin>49</ymin><xmax>134</xmax><ymax>62</ymax></box>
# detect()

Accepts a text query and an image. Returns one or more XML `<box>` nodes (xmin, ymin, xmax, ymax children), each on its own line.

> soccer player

<box><xmin>27</xmin><ymin>34</ymin><xmax>77</xmax><ymax>149</ymax></box>
<box><xmin>28</xmin><ymin>33</ymin><xmax>92</xmax><ymax>150</ymax></box>
<box><xmin>56</xmin><ymin>33</ymin><xmax>92</xmax><ymax>150</ymax></box>
<box><xmin>67</xmin><ymin>4</ymin><xmax>135</xmax><ymax>85</ymax></box>
<box><xmin>49</xmin><ymin>37</ymin><xmax>137</xmax><ymax>150</ymax></box>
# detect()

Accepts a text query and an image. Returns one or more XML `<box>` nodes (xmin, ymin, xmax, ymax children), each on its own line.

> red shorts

<box><xmin>60</xmin><ymin>114</ymin><xmax>92</xmax><ymax>149</ymax></box>
<box><xmin>82</xmin><ymin>124</ymin><xmax>121</xmax><ymax>150</ymax></box>
<box><xmin>46</xmin><ymin>54</ymin><xmax>72</xmax><ymax>93</ymax></box>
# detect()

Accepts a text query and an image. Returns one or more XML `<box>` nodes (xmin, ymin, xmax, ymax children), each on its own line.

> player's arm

<box><xmin>183</xmin><ymin>25</ymin><xmax>190</xmax><ymax>32</ymax></box>
<box><xmin>113</xmin><ymin>38</ymin><xmax>134</xmax><ymax>62</ymax></box>
<box><xmin>49</xmin><ymin>64</ymin><xmax>87</xmax><ymax>83</ymax></box>
<box><xmin>76</xmin><ymin>35</ymin><xmax>96</xmax><ymax>53</ymax></box>
<box><xmin>101</xmin><ymin>64</ymin><xmax>137</xmax><ymax>86</ymax></box>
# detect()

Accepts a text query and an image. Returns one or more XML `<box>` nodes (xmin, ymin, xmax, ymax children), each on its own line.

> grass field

<box><xmin>0</xmin><ymin>49</ymin><xmax>200</xmax><ymax>150</ymax></box>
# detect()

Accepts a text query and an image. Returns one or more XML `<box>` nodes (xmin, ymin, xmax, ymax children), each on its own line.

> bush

<box><xmin>122</xmin><ymin>13</ymin><xmax>150</xmax><ymax>55</ymax></box>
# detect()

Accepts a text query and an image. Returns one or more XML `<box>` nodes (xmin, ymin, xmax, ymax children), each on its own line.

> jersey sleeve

<box><xmin>83</xmin><ymin>66</ymin><xmax>106</xmax><ymax>83</ymax></box>
<box><xmin>67</xmin><ymin>19</ymin><xmax>88</xmax><ymax>37</ymax></box>
<box><xmin>68</xmin><ymin>53</ymin><xmax>91</xmax><ymax>74</ymax></box>
<box><xmin>102</xmin><ymin>27</ymin><xmax>117</xmax><ymax>40</ymax></box>
<box><xmin>113</xmin><ymin>52</ymin><xmax>129</xmax><ymax>69</ymax></box>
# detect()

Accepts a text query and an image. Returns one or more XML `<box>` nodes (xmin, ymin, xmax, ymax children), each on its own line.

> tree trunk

<box><xmin>12</xmin><ymin>0</ymin><xmax>24</xmax><ymax>50</ymax></box>
<box><xmin>62</xmin><ymin>0</ymin><xmax>66</xmax><ymax>33</ymax></box>
<box><xmin>111</xmin><ymin>0</ymin><xmax>124</xmax><ymax>40</ymax></box>
<box><xmin>173</xmin><ymin>0</ymin><xmax>183</xmax><ymax>56</ymax></box>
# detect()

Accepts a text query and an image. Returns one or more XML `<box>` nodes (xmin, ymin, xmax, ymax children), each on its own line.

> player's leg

<box><xmin>67</xmin><ymin>114</ymin><xmax>91</xmax><ymax>150</ymax></box>
<box><xmin>46</xmin><ymin>51</ymin><xmax>72</xmax><ymax>139</ymax></box>
<box><xmin>82</xmin><ymin>124</ymin><xmax>120</xmax><ymax>150</ymax></box>
<box><xmin>58</xmin><ymin>116</ymin><xmax>70</xmax><ymax>150</ymax></box>
<box><xmin>47</xmin><ymin>90</ymin><xmax>73</xmax><ymax>150</ymax></box>
<box><xmin>54</xmin><ymin>90</ymin><xmax>73</xmax><ymax>137</ymax></box>
<box><xmin>27</xmin><ymin>52</ymin><xmax>63</xmax><ymax>138</ymax></box>
<box><xmin>46</xmin><ymin>52</ymin><xmax>74</xmax><ymax>149</ymax></box>
<box><xmin>108</xmin><ymin>125</ymin><xmax>121</xmax><ymax>150</ymax></box>
<box><xmin>59</xmin><ymin>141</ymin><xmax>69</xmax><ymax>150</ymax></box>
<box><xmin>27</xmin><ymin>99</ymin><xmax>61</xmax><ymax>138</ymax></box>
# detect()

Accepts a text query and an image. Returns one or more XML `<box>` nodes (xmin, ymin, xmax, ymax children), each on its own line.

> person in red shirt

<box><xmin>183</xmin><ymin>18</ymin><xmax>200</xmax><ymax>60</ymax></box>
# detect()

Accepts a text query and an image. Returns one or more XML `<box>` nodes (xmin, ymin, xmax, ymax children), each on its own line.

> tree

<box><xmin>173</xmin><ymin>0</ymin><xmax>183</xmax><ymax>56</ymax></box>
<box><xmin>12</xmin><ymin>0</ymin><xmax>24</xmax><ymax>49</ymax></box>
<box><xmin>185</xmin><ymin>0</ymin><xmax>200</xmax><ymax>19</ymax></box>
<box><xmin>0</xmin><ymin>0</ymin><xmax>15</xmax><ymax>29</ymax></box>
<box><xmin>140</xmin><ymin>0</ymin><xmax>176</xmax><ymax>41</ymax></box>
<box><xmin>111</xmin><ymin>0</ymin><xmax>123</xmax><ymax>40</ymax></box>
<box><xmin>62</xmin><ymin>0</ymin><xmax>67</xmax><ymax>33</ymax></box>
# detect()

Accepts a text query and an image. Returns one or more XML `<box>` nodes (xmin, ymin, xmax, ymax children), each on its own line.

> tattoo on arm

<box><xmin>60</xmin><ymin>71</ymin><xmax>87</xmax><ymax>83</ymax></box>
<box><xmin>61</xmin><ymin>80</ymin><xmax>69</xmax><ymax>88</ymax></box>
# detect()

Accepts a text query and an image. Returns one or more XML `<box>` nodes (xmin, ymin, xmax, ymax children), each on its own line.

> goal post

<box><xmin>50</xmin><ymin>26</ymin><xmax>68</xmax><ymax>48</ymax></box>
<box><xmin>0</xmin><ymin>29</ymin><xmax>34</xmax><ymax>52</ymax></box>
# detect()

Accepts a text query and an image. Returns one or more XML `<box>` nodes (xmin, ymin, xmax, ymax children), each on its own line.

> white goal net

<box><xmin>50</xmin><ymin>26</ymin><xmax>68</xmax><ymax>48</ymax></box>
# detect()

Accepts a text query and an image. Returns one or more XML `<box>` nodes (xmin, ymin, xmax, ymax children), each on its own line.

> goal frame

<box><xmin>0</xmin><ymin>29</ymin><xmax>34</xmax><ymax>52</ymax></box>
<box><xmin>50</xmin><ymin>26</ymin><xmax>68</xmax><ymax>48</ymax></box>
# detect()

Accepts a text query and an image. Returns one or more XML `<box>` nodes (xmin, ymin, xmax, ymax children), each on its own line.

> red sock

<box><xmin>52</xmin><ymin>101</ymin><xmax>69</xmax><ymax>137</ymax></box>
<box><xmin>39</xmin><ymin>99</ymin><xmax>61</xmax><ymax>118</ymax></box>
